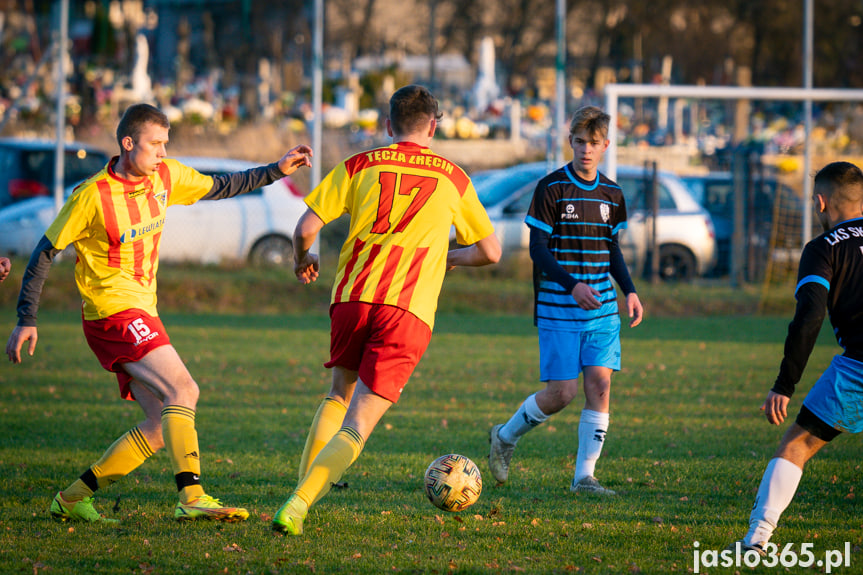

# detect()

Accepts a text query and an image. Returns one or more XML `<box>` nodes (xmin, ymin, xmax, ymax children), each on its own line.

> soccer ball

<box><xmin>423</xmin><ymin>453</ymin><xmax>482</xmax><ymax>512</ymax></box>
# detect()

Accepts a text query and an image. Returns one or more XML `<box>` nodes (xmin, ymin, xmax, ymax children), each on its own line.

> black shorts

<box><xmin>796</xmin><ymin>404</ymin><xmax>841</xmax><ymax>442</ymax></box>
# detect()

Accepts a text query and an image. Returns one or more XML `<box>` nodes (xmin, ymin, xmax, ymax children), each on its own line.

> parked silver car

<box><xmin>473</xmin><ymin>162</ymin><xmax>716</xmax><ymax>281</ymax></box>
<box><xmin>0</xmin><ymin>156</ymin><xmax>306</xmax><ymax>267</ymax></box>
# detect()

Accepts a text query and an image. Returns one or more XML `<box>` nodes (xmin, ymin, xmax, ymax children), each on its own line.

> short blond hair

<box><xmin>569</xmin><ymin>106</ymin><xmax>610</xmax><ymax>139</ymax></box>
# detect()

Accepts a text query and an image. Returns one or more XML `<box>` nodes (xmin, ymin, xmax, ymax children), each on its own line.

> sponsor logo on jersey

<box><xmin>561</xmin><ymin>204</ymin><xmax>579</xmax><ymax>220</ymax></box>
<box><xmin>600</xmin><ymin>202</ymin><xmax>610</xmax><ymax>222</ymax></box>
<box><xmin>120</xmin><ymin>217</ymin><xmax>165</xmax><ymax>243</ymax></box>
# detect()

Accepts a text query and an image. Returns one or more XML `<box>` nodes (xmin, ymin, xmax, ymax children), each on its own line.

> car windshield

<box><xmin>474</xmin><ymin>167</ymin><xmax>543</xmax><ymax>207</ymax></box>
<box><xmin>617</xmin><ymin>174</ymin><xmax>677</xmax><ymax>211</ymax></box>
<box><xmin>22</xmin><ymin>148</ymin><xmax>108</xmax><ymax>187</ymax></box>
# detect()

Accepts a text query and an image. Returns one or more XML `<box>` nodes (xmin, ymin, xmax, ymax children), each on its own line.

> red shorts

<box><xmin>82</xmin><ymin>309</ymin><xmax>171</xmax><ymax>401</ymax></box>
<box><xmin>326</xmin><ymin>302</ymin><xmax>431</xmax><ymax>403</ymax></box>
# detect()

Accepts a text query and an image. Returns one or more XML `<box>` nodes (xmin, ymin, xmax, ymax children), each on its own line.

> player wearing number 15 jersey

<box><xmin>6</xmin><ymin>103</ymin><xmax>313</xmax><ymax>524</ymax></box>
<box><xmin>272</xmin><ymin>85</ymin><xmax>501</xmax><ymax>535</ymax></box>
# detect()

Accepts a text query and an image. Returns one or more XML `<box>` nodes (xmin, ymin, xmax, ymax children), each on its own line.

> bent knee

<box><xmin>584</xmin><ymin>377</ymin><xmax>611</xmax><ymax>400</ymax></box>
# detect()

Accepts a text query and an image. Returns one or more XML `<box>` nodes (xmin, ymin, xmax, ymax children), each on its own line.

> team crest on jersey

<box><xmin>599</xmin><ymin>203</ymin><xmax>610</xmax><ymax>223</ymax></box>
<box><xmin>154</xmin><ymin>191</ymin><xmax>168</xmax><ymax>209</ymax></box>
<box><xmin>561</xmin><ymin>204</ymin><xmax>579</xmax><ymax>221</ymax></box>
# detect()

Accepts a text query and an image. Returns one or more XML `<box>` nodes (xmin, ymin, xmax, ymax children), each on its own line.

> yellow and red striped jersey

<box><xmin>306</xmin><ymin>141</ymin><xmax>494</xmax><ymax>330</ymax></box>
<box><xmin>45</xmin><ymin>158</ymin><xmax>213</xmax><ymax>320</ymax></box>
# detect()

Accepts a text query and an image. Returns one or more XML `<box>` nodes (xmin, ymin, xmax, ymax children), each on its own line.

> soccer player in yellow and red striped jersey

<box><xmin>272</xmin><ymin>85</ymin><xmax>501</xmax><ymax>535</ymax></box>
<box><xmin>5</xmin><ymin>103</ymin><xmax>312</xmax><ymax>524</ymax></box>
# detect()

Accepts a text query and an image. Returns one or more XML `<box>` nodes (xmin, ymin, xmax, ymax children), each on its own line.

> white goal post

<box><xmin>603</xmin><ymin>83</ymin><xmax>863</xmax><ymax>244</ymax></box>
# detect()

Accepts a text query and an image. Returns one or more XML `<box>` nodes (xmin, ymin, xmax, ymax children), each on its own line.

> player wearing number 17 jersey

<box><xmin>272</xmin><ymin>85</ymin><xmax>501</xmax><ymax>535</ymax></box>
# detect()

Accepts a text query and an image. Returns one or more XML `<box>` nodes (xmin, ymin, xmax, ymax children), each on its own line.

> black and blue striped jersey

<box><xmin>774</xmin><ymin>216</ymin><xmax>863</xmax><ymax>396</ymax></box>
<box><xmin>524</xmin><ymin>163</ymin><xmax>627</xmax><ymax>332</ymax></box>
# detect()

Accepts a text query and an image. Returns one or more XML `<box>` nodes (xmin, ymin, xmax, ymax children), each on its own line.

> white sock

<box><xmin>744</xmin><ymin>457</ymin><xmax>803</xmax><ymax>546</ymax></box>
<box><xmin>573</xmin><ymin>409</ymin><xmax>609</xmax><ymax>482</ymax></box>
<box><xmin>498</xmin><ymin>394</ymin><xmax>548</xmax><ymax>445</ymax></box>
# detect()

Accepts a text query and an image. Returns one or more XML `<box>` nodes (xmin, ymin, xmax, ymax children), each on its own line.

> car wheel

<box><xmin>658</xmin><ymin>245</ymin><xmax>696</xmax><ymax>282</ymax></box>
<box><xmin>249</xmin><ymin>235</ymin><xmax>293</xmax><ymax>267</ymax></box>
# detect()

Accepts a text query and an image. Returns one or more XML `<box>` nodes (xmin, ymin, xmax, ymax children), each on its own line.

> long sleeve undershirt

<box><xmin>771</xmin><ymin>283</ymin><xmax>828</xmax><ymax>397</ymax></box>
<box><xmin>528</xmin><ymin>226</ymin><xmax>637</xmax><ymax>295</ymax></box>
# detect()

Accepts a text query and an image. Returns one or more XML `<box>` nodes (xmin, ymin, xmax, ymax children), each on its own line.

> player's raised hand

<box><xmin>6</xmin><ymin>326</ymin><xmax>38</xmax><ymax>364</ymax></box>
<box><xmin>760</xmin><ymin>390</ymin><xmax>790</xmax><ymax>425</ymax></box>
<box><xmin>294</xmin><ymin>252</ymin><xmax>320</xmax><ymax>284</ymax></box>
<box><xmin>277</xmin><ymin>145</ymin><xmax>313</xmax><ymax>176</ymax></box>
<box><xmin>0</xmin><ymin>256</ymin><xmax>10</xmax><ymax>282</ymax></box>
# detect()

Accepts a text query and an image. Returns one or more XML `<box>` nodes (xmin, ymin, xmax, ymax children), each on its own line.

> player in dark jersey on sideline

<box><xmin>5</xmin><ymin>103</ymin><xmax>312</xmax><ymax>524</ymax></box>
<box><xmin>729</xmin><ymin>161</ymin><xmax>863</xmax><ymax>554</ymax></box>
<box><xmin>488</xmin><ymin>106</ymin><xmax>643</xmax><ymax>494</ymax></box>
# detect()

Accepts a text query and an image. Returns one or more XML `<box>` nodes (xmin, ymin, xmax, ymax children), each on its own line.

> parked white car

<box><xmin>472</xmin><ymin>162</ymin><xmax>716</xmax><ymax>281</ymax></box>
<box><xmin>0</xmin><ymin>156</ymin><xmax>306</xmax><ymax>267</ymax></box>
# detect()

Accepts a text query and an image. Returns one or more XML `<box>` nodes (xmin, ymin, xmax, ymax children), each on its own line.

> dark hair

<box><xmin>116</xmin><ymin>103</ymin><xmax>170</xmax><ymax>147</ymax></box>
<box><xmin>389</xmin><ymin>85</ymin><xmax>443</xmax><ymax>136</ymax></box>
<box><xmin>569</xmin><ymin>106</ymin><xmax>610</xmax><ymax>139</ymax></box>
<box><xmin>814</xmin><ymin>161</ymin><xmax>863</xmax><ymax>206</ymax></box>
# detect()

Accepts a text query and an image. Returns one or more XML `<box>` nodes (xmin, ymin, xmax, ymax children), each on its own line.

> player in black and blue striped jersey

<box><xmin>729</xmin><ymin>161</ymin><xmax>863</xmax><ymax>555</ymax></box>
<box><xmin>488</xmin><ymin>106</ymin><xmax>643</xmax><ymax>495</ymax></box>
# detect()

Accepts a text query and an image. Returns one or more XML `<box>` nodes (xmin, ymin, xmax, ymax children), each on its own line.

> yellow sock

<box><xmin>298</xmin><ymin>397</ymin><xmax>348</xmax><ymax>481</ymax></box>
<box><xmin>92</xmin><ymin>426</ymin><xmax>155</xmax><ymax>488</ymax></box>
<box><xmin>294</xmin><ymin>427</ymin><xmax>364</xmax><ymax>510</ymax></box>
<box><xmin>62</xmin><ymin>427</ymin><xmax>155</xmax><ymax>502</ymax></box>
<box><xmin>162</xmin><ymin>406</ymin><xmax>205</xmax><ymax>503</ymax></box>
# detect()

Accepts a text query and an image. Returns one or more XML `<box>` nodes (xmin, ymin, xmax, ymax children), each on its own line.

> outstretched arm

<box><xmin>203</xmin><ymin>144</ymin><xmax>314</xmax><ymax>201</ymax></box>
<box><xmin>447</xmin><ymin>233</ymin><xmax>502</xmax><ymax>268</ymax></box>
<box><xmin>293</xmin><ymin>208</ymin><xmax>325</xmax><ymax>284</ymax></box>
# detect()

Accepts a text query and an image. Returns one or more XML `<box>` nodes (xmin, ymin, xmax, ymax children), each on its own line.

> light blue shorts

<box><xmin>802</xmin><ymin>354</ymin><xmax>863</xmax><ymax>434</ymax></box>
<box><xmin>538</xmin><ymin>327</ymin><xmax>621</xmax><ymax>382</ymax></box>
